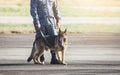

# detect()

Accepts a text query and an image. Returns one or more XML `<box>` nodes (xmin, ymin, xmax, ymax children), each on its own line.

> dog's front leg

<box><xmin>56</xmin><ymin>51</ymin><xmax>60</xmax><ymax>62</ymax></box>
<box><xmin>37</xmin><ymin>49</ymin><xmax>44</xmax><ymax>65</ymax></box>
<box><xmin>62</xmin><ymin>50</ymin><xmax>67</xmax><ymax>65</ymax></box>
<box><xmin>62</xmin><ymin>50</ymin><xmax>64</xmax><ymax>63</ymax></box>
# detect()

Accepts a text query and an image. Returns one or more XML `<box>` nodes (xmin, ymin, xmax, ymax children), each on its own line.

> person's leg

<box><xmin>46</xmin><ymin>25</ymin><xmax>62</xmax><ymax>64</ymax></box>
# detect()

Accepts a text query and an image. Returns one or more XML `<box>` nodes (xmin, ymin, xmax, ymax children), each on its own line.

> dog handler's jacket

<box><xmin>30</xmin><ymin>0</ymin><xmax>61</xmax><ymax>27</ymax></box>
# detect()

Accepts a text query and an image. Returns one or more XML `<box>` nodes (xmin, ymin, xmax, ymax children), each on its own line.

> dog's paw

<box><xmin>62</xmin><ymin>62</ymin><xmax>67</xmax><ymax>65</ymax></box>
<box><xmin>37</xmin><ymin>61</ymin><xmax>45</xmax><ymax>65</ymax></box>
<box><xmin>41</xmin><ymin>61</ymin><xmax>45</xmax><ymax>65</ymax></box>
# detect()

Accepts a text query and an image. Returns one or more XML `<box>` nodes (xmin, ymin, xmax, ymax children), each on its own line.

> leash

<box><xmin>39</xmin><ymin>30</ymin><xmax>53</xmax><ymax>48</ymax></box>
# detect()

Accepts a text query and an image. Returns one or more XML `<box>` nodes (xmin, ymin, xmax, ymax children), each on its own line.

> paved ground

<box><xmin>0</xmin><ymin>16</ymin><xmax>120</xmax><ymax>25</ymax></box>
<box><xmin>0</xmin><ymin>33</ymin><xmax>120</xmax><ymax>75</ymax></box>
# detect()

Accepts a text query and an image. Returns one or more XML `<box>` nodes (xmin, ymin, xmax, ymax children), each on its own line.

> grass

<box><xmin>0</xmin><ymin>0</ymin><xmax>120</xmax><ymax>34</ymax></box>
<box><xmin>59</xmin><ymin>6</ymin><xmax>120</xmax><ymax>17</ymax></box>
<box><xmin>0</xmin><ymin>0</ymin><xmax>120</xmax><ymax>6</ymax></box>
<box><xmin>0</xmin><ymin>0</ymin><xmax>120</xmax><ymax>17</ymax></box>
<box><xmin>0</xmin><ymin>23</ymin><xmax>120</xmax><ymax>34</ymax></box>
<box><xmin>62</xmin><ymin>24</ymin><xmax>120</xmax><ymax>33</ymax></box>
<box><xmin>0</xmin><ymin>6</ymin><xmax>120</xmax><ymax>17</ymax></box>
<box><xmin>0</xmin><ymin>6</ymin><xmax>30</xmax><ymax>16</ymax></box>
<box><xmin>0</xmin><ymin>24</ymin><xmax>34</xmax><ymax>34</ymax></box>
<box><xmin>59</xmin><ymin>0</ymin><xmax>120</xmax><ymax>6</ymax></box>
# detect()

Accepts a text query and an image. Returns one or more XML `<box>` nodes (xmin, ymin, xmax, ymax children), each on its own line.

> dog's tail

<box><xmin>27</xmin><ymin>56</ymin><xmax>32</xmax><ymax>62</ymax></box>
<box><xmin>27</xmin><ymin>41</ymin><xmax>36</xmax><ymax>62</ymax></box>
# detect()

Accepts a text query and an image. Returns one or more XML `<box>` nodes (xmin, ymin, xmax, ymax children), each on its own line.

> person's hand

<box><xmin>35</xmin><ymin>24</ymin><xmax>41</xmax><ymax>30</ymax></box>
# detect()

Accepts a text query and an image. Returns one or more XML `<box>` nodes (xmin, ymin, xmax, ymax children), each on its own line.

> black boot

<box><xmin>40</xmin><ymin>54</ymin><xmax>45</xmax><ymax>62</ymax></box>
<box><xmin>50</xmin><ymin>51</ymin><xmax>62</xmax><ymax>64</ymax></box>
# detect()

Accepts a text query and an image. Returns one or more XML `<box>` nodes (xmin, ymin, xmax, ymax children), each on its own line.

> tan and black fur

<box><xmin>27</xmin><ymin>29</ymin><xmax>68</xmax><ymax>65</ymax></box>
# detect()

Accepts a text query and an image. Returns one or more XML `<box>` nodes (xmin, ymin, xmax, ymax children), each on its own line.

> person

<box><xmin>30</xmin><ymin>0</ymin><xmax>61</xmax><ymax>64</ymax></box>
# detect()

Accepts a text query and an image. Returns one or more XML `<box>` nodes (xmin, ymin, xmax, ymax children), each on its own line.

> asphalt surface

<box><xmin>0</xmin><ymin>33</ymin><xmax>120</xmax><ymax>75</ymax></box>
<box><xmin>0</xmin><ymin>16</ymin><xmax>120</xmax><ymax>25</ymax></box>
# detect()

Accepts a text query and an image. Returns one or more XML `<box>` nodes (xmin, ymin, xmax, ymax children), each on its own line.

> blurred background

<box><xmin>0</xmin><ymin>0</ymin><xmax>120</xmax><ymax>33</ymax></box>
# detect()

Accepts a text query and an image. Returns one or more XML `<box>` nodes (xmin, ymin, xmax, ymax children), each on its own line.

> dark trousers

<box><xmin>35</xmin><ymin>25</ymin><xmax>57</xmax><ymax>62</ymax></box>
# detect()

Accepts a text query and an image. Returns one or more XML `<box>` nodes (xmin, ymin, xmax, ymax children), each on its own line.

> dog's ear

<box><xmin>64</xmin><ymin>28</ymin><xmax>67</xmax><ymax>34</ymax></box>
<box><xmin>59</xmin><ymin>28</ymin><xmax>62</xmax><ymax>33</ymax></box>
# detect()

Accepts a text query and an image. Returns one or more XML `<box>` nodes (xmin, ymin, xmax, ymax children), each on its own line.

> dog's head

<box><xmin>57</xmin><ymin>28</ymin><xmax>68</xmax><ymax>50</ymax></box>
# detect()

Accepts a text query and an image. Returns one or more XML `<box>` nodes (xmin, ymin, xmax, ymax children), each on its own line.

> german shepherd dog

<box><xmin>27</xmin><ymin>28</ymin><xmax>68</xmax><ymax>65</ymax></box>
